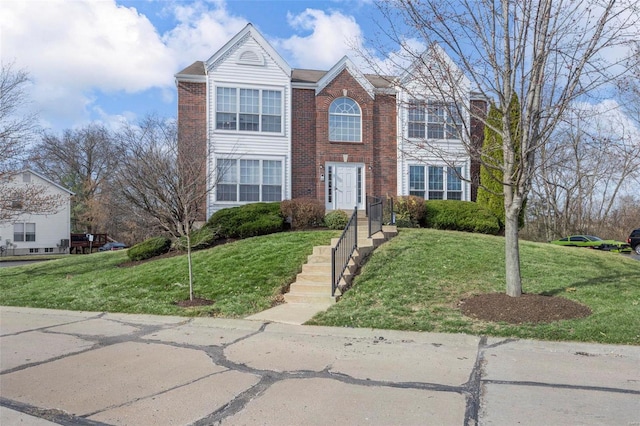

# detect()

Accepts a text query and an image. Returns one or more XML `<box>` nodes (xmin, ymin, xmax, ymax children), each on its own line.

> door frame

<box><xmin>325</xmin><ymin>162</ymin><xmax>365</xmax><ymax>211</ymax></box>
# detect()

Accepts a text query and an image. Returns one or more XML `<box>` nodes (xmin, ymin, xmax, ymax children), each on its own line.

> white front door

<box><xmin>327</xmin><ymin>163</ymin><xmax>363</xmax><ymax>210</ymax></box>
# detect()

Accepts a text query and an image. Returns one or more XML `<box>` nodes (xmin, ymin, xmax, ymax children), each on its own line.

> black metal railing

<box><xmin>368</xmin><ymin>196</ymin><xmax>383</xmax><ymax>237</ymax></box>
<box><xmin>331</xmin><ymin>207</ymin><xmax>358</xmax><ymax>297</ymax></box>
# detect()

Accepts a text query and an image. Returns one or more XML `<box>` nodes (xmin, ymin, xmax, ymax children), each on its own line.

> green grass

<box><xmin>1</xmin><ymin>228</ymin><xmax>639</xmax><ymax>345</ymax></box>
<box><xmin>0</xmin><ymin>231</ymin><xmax>338</xmax><ymax>318</ymax></box>
<box><xmin>308</xmin><ymin>229</ymin><xmax>640</xmax><ymax>345</ymax></box>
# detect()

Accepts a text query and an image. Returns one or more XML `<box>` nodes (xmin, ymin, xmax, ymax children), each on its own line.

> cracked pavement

<box><xmin>1</xmin><ymin>306</ymin><xmax>639</xmax><ymax>425</ymax></box>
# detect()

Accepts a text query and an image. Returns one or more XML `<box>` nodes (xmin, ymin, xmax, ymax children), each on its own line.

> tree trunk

<box><xmin>504</xmin><ymin>207</ymin><xmax>522</xmax><ymax>297</ymax></box>
<box><xmin>186</xmin><ymin>230</ymin><xmax>194</xmax><ymax>301</ymax></box>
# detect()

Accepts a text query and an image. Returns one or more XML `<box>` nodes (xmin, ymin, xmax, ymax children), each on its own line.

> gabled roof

<box><xmin>315</xmin><ymin>56</ymin><xmax>376</xmax><ymax>98</ymax></box>
<box><xmin>292</xmin><ymin>68</ymin><xmax>394</xmax><ymax>90</ymax></box>
<box><xmin>9</xmin><ymin>169</ymin><xmax>75</xmax><ymax>195</ymax></box>
<box><xmin>398</xmin><ymin>43</ymin><xmax>470</xmax><ymax>90</ymax></box>
<box><xmin>205</xmin><ymin>23</ymin><xmax>291</xmax><ymax>76</ymax></box>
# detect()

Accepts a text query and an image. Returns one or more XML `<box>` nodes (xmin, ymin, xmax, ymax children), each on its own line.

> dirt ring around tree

<box><xmin>459</xmin><ymin>292</ymin><xmax>592</xmax><ymax>324</ymax></box>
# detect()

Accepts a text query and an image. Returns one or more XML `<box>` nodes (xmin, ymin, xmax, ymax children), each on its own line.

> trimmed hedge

<box><xmin>127</xmin><ymin>236</ymin><xmax>172</xmax><ymax>261</ymax></box>
<box><xmin>324</xmin><ymin>210</ymin><xmax>349</xmax><ymax>230</ymax></box>
<box><xmin>422</xmin><ymin>200</ymin><xmax>501</xmax><ymax>235</ymax></box>
<box><xmin>174</xmin><ymin>226</ymin><xmax>219</xmax><ymax>251</ymax></box>
<box><xmin>206</xmin><ymin>202</ymin><xmax>284</xmax><ymax>239</ymax></box>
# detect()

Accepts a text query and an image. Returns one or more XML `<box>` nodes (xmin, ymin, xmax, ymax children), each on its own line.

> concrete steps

<box><xmin>283</xmin><ymin>217</ymin><xmax>397</xmax><ymax>304</ymax></box>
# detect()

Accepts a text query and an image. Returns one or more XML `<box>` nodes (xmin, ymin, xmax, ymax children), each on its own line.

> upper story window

<box><xmin>408</xmin><ymin>100</ymin><xmax>462</xmax><ymax>140</ymax></box>
<box><xmin>329</xmin><ymin>97</ymin><xmax>361</xmax><ymax>142</ymax></box>
<box><xmin>216</xmin><ymin>87</ymin><xmax>282</xmax><ymax>133</ymax></box>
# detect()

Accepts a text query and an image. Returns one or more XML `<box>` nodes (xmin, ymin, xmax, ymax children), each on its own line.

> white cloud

<box><xmin>0</xmin><ymin>0</ymin><xmax>247</xmax><ymax>130</ymax></box>
<box><xmin>162</xmin><ymin>0</ymin><xmax>247</xmax><ymax>68</ymax></box>
<box><xmin>275</xmin><ymin>9</ymin><xmax>365</xmax><ymax>69</ymax></box>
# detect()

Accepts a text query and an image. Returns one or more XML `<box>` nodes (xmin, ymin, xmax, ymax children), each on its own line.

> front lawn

<box><xmin>0</xmin><ymin>231</ymin><xmax>338</xmax><ymax>317</ymax></box>
<box><xmin>2</xmin><ymin>228</ymin><xmax>639</xmax><ymax>345</ymax></box>
<box><xmin>308</xmin><ymin>229</ymin><xmax>640</xmax><ymax>345</ymax></box>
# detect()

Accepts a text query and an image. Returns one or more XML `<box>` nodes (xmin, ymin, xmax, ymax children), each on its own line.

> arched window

<box><xmin>329</xmin><ymin>97</ymin><xmax>361</xmax><ymax>142</ymax></box>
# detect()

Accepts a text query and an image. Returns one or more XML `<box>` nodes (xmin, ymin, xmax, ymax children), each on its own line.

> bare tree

<box><xmin>1</xmin><ymin>62</ymin><xmax>63</xmax><ymax>223</ymax></box>
<box><xmin>368</xmin><ymin>0</ymin><xmax>639</xmax><ymax>296</ymax></box>
<box><xmin>30</xmin><ymin>124</ymin><xmax>119</xmax><ymax>233</ymax></box>
<box><xmin>527</xmin><ymin>104</ymin><xmax>640</xmax><ymax>241</ymax></box>
<box><xmin>115</xmin><ymin>116</ymin><xmax>218</xmax><ymax>301</ymax></box>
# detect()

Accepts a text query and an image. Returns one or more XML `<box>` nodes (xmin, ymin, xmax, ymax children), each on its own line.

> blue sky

<box><xmin>2</xmin><ymin>0</ymin><xmax>638</xmax><ymax>138</ymax></box>
<box><xmin>1</xmin><ymin>0</ymin><xmax>380</xmax><ymax>133</ymax></box>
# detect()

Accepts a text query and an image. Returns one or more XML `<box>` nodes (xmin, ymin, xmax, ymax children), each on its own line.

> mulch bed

<box><xmin>459</xmin><ymin>292</ymin><xmax>592</xmax><ymax>324</ymax></box>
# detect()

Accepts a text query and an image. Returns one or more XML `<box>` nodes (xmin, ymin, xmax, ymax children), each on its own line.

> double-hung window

<box><xmin>407</xmin><ymin>100</ymin><xmax>462</xmax><ymax>140</ymax></box>
<box><xmin>409</xmin><ymin>165</ymin><xmax>463</xmax><ymax>200</ymax></box>
<box><xmin>216</xmin><ymin>159</ymin><xmax>282</xmax><ymax>202</ymax></box>
<box><xmin>216</xmin><ymin>87</ymin><xmax>282</xmax><ymax>133</ymax></box>
<box><xmin>14</xmin><ymin>223</ymin><xmax>36</xmax><ymax>242</ymax></box>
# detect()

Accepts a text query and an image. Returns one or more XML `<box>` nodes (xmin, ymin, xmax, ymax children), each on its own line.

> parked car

<box><xmin>98</xmin><ymin>242</ymin><xmax>128</xmax><ymax>251</ymax></box>
<box><xmin>627</xmin><ymin>228</ymin><xmax>640</xmax><ymax>255</ymax></box>
<box><xmin>550</xmin><ymin>235</ymin><xmax>632</xmax><ymax>253</ymax></box>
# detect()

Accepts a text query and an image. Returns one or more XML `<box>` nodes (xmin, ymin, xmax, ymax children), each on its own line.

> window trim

<box><xmin>329</xmin><ymin>97</ymin><xmax>362</xmax><ymax>143</ymax></box>
<box><xmin>14</xmin><ymin>222</ymin><xmax>36</xmax><ymax>242</ymax></box>
<box><xmin>407</xmin><ymin>100</ymin><xmax>463</xmax><ymax>141</ymax></box>
<box><xmin>409</xmin><ymin>165</ymin><xmax>465</xmax><ymax>200</ymax></box>
<box><xmin>215</xmin><ymin>157</ymin><xmax>284</xmax><ymax>203</ymax></box>
<box><xmin>214</xmin><ymin>85</ymin><xmax>284</xmax><ymax>135</ymax></box>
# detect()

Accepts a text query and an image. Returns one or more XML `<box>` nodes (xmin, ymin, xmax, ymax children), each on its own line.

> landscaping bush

<box><xmin>127</xmin><ymin>236</ymin><xmax>172</xmax><ymax>261</ymax></box>
<box><xmin>174</xmin><ymin>226</ymin><xmax>219</xmax><ymax>251</ymax></box>
<box><xmin>280</xmin><ymin>198</ymin><xmax>325</xmax><ymax>229</ymax></box>
<box><xmin>394</xmin><ymin>195</ymin><xmax>427</xmax><ymax>228</ymax></box>
<box><xmin>206</xmin><ymin>202</ymin><xmax>284</xmax><ymax>238</ymax></box>
<box><xmin>422</xmin><ymin>200</ymin><xmax>501</xmax><ymax>235</ymax></box>
<box><xmin>324</xmin><ymin>210</ymin><xmax>349</xmax><ymax>229</ymax></box>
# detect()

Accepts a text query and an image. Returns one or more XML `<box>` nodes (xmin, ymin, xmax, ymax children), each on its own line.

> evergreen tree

<box><xmin>477</xmin><ymin>94</ymin><xmax>524</xmax><ymax>228</ymax></box>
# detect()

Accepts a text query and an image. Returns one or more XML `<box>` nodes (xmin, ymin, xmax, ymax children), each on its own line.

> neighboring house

<box><xmin>0</xmin><ymin>169</ymin><xmax>73</xmax><ymax>256</ymax></box>
<box><xmin>175</xmin><ymin>23</ymin><xmax>485</xmax><ymax>219</ymax></box>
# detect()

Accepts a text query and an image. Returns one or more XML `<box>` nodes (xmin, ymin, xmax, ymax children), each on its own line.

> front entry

<box><xmin>326</xmin><ymin>163</ymin><xmax>364</xmax><ymax>210</ymax></box>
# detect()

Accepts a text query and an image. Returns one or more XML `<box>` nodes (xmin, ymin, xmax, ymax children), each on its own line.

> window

<box><xmin>30</xmin><ymin>248</ymin><xmax>40</xmax><ymax>253</ymax></box>
<box><xmin>407</xmin><ymin>100</ymin><xmax>462</xmax><ymax>140</ymax></box>
<box><xmin>409</xmin><ymin>165</ymin><xmax>464</xmax><ymax>200</ymax></box>
<box><xmin>329</xmin><ymin>98</ymin><xmax>361</xmax><ymax>142</ymax></box>
<box><xmin>14</xmin><ymin>223</ymin><xmax>36</xmax><ymax>242</ymax></box>
<box><xmin>216</xmin><ymin>87</ymin><xmax>282</xmax><ymax>133</ymax></box>
<box><xmin>216</xmin><ymin>159</ymin><xmax>282</xmax><ymax>202</ymax></box>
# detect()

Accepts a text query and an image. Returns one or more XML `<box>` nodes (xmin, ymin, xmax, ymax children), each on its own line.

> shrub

<box><xmin>127</xmin><ymin>236</ymin><xmax>172</xmax><ymax>261</ymax></box>
<box><xmin>206</xmin><ymin>202</ymin><xmax>284</xmax><ymax>239</ymax></box>
<box><xmin>423</xmin><ymin>200</ymin><xmax>501</xmax><ymax>235</ymax></box>
<box><xmin>394</xmin><ymin>195</ymin><xmax>427</xmax><ymax>227</ymax></box>
<box><xmin>174</xmin><ymin>226</ymin><xmax>219</xmax><ymax>251</ymax></box>
<box><xmin>280</xmin><ymin>198</ymin><xmax>325</xmax><ymax>229</ymax></box>
<box><xmin>324</xmin><ymin>210</ymin><xmax>349</xmax><ymax>229</ymax></box>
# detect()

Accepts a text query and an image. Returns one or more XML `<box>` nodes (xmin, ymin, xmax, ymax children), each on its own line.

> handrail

<box><xmin>368</xmin><ymin>196</ymin><xmax>383</xmax><ymax>237</ymax></box>
<box><xmin>331</xmin><ymin>207</ymin><xmax>358</xmax><ymax>297</ymax></box>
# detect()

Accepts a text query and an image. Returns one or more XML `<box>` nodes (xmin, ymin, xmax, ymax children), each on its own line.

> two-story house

<box><xmin>175</xmin><ymin>24</ymin><xmax>484</xmax><ymax>220</ymax></box>
<box><xmin>0</xmin><ymin>169</ymin><xmax>73</xmax><ymax>255</ymax></box>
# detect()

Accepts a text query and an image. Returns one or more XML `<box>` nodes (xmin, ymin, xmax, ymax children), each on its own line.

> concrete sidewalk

<box><xmin>1</xmin><ymin>306</ymin><xmax>639</xmax><ymax>425</ymax></box>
